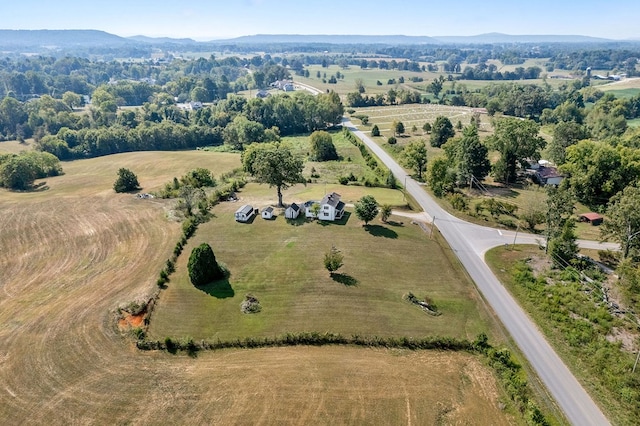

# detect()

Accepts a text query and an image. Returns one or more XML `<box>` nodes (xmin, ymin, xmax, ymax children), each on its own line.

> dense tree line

<box><xmin>30</xmin><ymin>90</ymin><xmax>342</xmax><ymax>159</ymax></box>
<box><xmin>0</xmin><ymin>150</ymin><xmax>62</xmax><ymax>190</ymax></box>
<box><xmin>0</xmin><ymin>54</ymin><xmax>291</xmax><ymax>101</ymax></box>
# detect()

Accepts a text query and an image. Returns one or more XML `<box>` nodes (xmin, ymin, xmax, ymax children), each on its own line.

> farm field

<box><xmin>0</xmin><ymin>149</ymin><xmax>520</xmax><ymax>424</ymax></box>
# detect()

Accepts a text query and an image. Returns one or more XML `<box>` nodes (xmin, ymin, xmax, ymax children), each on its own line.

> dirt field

<box><xmin>0</xmin><ymin>151</ymin><xmax>515</xmax><ymax>424</ymax></box>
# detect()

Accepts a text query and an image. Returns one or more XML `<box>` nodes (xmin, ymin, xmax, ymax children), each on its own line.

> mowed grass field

<box><xmin>0</xmin><ymin>149</ymin><xmax>517</xmax><ymax>424</ymax></box>
<box><xmin>149</xmin><ymin>191</ymin><xmax>492</xmax><ymax>341</ymax></box>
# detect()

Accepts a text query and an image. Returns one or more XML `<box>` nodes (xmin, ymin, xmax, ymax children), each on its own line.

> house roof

<box><xmin>580</xmin><ymin>212</ymin><xmax>603</xmax><ymax>221</ymax></box>
<box><xmin>287</xmin><ymin>203</ymin><xmax>300</xmax><ymax>212</ymax></box>
<box><xmin>536</xmin><ymin>166</ymin><xmax>563</xmax><ymax>179</ymax></box>
<box><xmin>236</xmin><ymin>204</ymin><xmax>253</xmax><ymax>215</ymax></box>
<box><xmin>335</xmin><ymin>201</ymin><xmax>345</xmax><ymax>211</ymax></box>
<box><xmin>263</xmin><ymin>206</ymin><xmax>274</xmax><ymax>213</ymax></box>
<box><xmin>321</xmin><ymin>192</ymin><xmax>341</xmax><ymax>208</ymax></box>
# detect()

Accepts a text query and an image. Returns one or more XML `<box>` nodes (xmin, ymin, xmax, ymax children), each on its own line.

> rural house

<box><xmin>235</xmin><ymin>204</ymin><xmax>256</xmax><ymax>222</ymax></box>
<box><xmin>285</xmin><ymin>203</ymin><xmax>301</xmax><ymax>219</ymax></box>
<box><xmin>579</xmin><ymin>212</ymin><xmax>603</xmax><ymax>226</ymax></box>
<box><xmin>261</xmin><ymin>206</ymin><xmax>275</xmax><ymax>219</ymax></box>
<box><xmin>526</xmin><ymin>161</ymin><xmax>564</xmax><ymax>186</ymax></box>
<box><xmin>317</xmin><ymin>192</ymin><xmax>345</xmax><ymax>221</ymax></box>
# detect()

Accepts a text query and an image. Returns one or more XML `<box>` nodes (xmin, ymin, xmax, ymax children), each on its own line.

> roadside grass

<box><xmin>486</xmin><ymin>245</ymin><xmax>640</xmax><ymax>426</ymax></box>
<box><xmin>148</xmin><ymin>196</ymin><xmax>494</xmax><ymax>341</ymax></box>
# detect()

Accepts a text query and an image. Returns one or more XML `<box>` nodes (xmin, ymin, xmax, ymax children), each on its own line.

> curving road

<box><xmin>344</xmin><ymin>119</ymin><xmax>611</xmax><ymax>426</ymax></box>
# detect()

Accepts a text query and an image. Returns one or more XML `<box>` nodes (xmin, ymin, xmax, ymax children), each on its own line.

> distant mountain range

<box><xmin>213</xmin><ymin>33</ymin><xmax>617</xmax><ymax>45</ymax></box>
<box><xmin>0</xmin><ymin>29</ymin><xmax>633</xmax><ymax>51</ymax></box>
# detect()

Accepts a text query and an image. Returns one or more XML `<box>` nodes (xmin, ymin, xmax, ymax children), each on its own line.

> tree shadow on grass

<box><xmin>331</xmin><ymin>272</ymin><xmax>358</xmax><ymax>286</ymax></box>
<box><xmin>364</xmin><ymin>224</ymin><xmax>398</xmax><ymax>239</ymax></box>
<box><xmin>385</xmin><ymin>220</ymin><xmax>404</xmax><ymax>227</ymax></box>
<box><xmin>198</xmin><ymin>278</ymin><xmax>235</xmax><ymax>299</ymax></box>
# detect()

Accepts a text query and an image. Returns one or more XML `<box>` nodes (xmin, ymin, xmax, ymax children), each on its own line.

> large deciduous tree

<box><xmin>602</xmin><ymin>185</ymin><xmax>640</xmax><ymax>259</ymax></box>
<box><xmin>188</xmin><ymin>243</ymin><xmax>224</xmax><ymax>287</ymax></box>
<box><xmin>547</xmin><ymin>122</ymin><xmax>590</xmax><ymax>165</ymax></box>
<box><xmin>113</xmin><ymin>168</ymin><xmax>140</xmax><ymax>193</ymax></box>
<box><xmin>430</xmin><ymin>116</ymin><xmax>455</xmax><ymax>148</ymax></box>
<box><xmin>489</xmin><ymin>117</ymin><xmax>545</xmax><ymax>184</ymax></box>
<box><xmin>354</xmin><ymin>195</ymin><xmax>379</xmax><ymax>225</ymax></box>
<box><xmin>444</xmin><ymin>125</ymin><xmax>490</xmax><ymax>186</ymax></box>
<box><xmin>403</xmin><ymin>140</ymin><xmax>428</xmax><ymax>180</ymax></box>
<box><xmin>242</xmin><ymin>142</ymin><xmax>305</xmax><ymax>207</ymax></box>
<box><xmin>309</xmin><ymin>130</ymin><xmax>338</xmax><ymax>161</ymax></box>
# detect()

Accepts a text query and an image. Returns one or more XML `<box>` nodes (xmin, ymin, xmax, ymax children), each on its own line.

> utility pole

<box><xmin>403</xmin><ymin>176</ymin><xmax>408</xmax><ymax>202</ymax></box>
<box><xmin>512</xmin><ymin>223</ymin><xmax>520</xmax><ymax>250</ymax></box>
<box><xmin>430</xmin><ymin>216</ymin><xmax>436</xmax><ymax>239</ymax></box>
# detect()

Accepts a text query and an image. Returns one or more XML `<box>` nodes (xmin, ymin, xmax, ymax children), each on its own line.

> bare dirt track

<box><xmin>0</xmin><ymin>152</ymin><xmax>512</xmax><ymax>425</ymax></box>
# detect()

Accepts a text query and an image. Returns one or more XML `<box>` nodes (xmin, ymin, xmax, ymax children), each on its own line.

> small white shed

<box><xmin>262</xmin><ymin>206</ymin><xmax>275</xmax><ymax>219</ymax></box>
<box><xmin>235</xmin><ymin>204</ymin><xmax>255</xmax><ymax>222</ymax></box>
<box><xmin>285</xmin><ymin>203</ymin><xmax>301</xmax><ymax>219</ymax></box>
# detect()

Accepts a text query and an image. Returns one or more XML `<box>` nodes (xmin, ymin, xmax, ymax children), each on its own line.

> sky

<box><xmin>4</xmin><ymin>0</ymin><xmax>640</xmax><ymax>41</ymax></box>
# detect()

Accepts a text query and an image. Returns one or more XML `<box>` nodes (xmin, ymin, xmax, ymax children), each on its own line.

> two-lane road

<box><xmin>344</xmin><ymin>119</ymin><xmax>610</xmax><ymax>426</ymax></box>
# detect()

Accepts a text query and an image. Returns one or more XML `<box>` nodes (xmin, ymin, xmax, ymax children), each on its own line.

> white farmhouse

<box><xmin>317</xmin><ymin>192</ymin><xmax>345</xmax><ymax>221</ymax></box>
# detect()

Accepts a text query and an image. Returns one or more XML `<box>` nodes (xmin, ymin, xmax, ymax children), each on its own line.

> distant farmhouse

<box><xmin>271</xmin><ymin>80</ymin><xmax>295</xmax><ymax>92</ymax></box>
<box><xmin>526</xmin><ymin>161</ymin><xmax>564</xmax><ymax>186</ymax></box>
<box><xmin>304</xmin><ymin>192</ymin><xmax>345</xmax><ymax>221</ymax></box>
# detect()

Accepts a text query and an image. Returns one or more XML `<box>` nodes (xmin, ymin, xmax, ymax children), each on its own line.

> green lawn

<box><xmin>148</xmin><ymin>199</ymin><xmax>492</xmax><ymax>342</ymax></box>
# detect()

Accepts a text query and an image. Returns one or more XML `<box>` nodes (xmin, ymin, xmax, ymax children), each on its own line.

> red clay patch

<box><xmin>118</xmin><ymin>312</ymin><xmax>145</xmax><ymax>330</ymax></box>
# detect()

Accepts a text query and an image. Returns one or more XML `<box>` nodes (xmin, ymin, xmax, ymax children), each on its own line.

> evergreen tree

<box><xmin>187</xmin><ymin>243</ymin><xmax>224</xmax><ymax>287</ymax></box>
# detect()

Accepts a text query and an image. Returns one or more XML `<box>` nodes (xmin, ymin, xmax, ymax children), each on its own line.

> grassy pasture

<box><xmin>348</xmin><ymin>104</ymin><xmax>493</xmax><ymax>161</ymax></box>
<box><xmin>0</xmin><ymin>139</ymin><xmax>35</xmax><ymax>154</ymax></box>
<box><xmin>148</xmin><ymin>197</ymin><xmax>492</xmax><ymax>341</ymax></box>
<box><xmin>0</xmin><ymin>149</ymin><xmax>517</xmax><ymax>424</ymax></box>
<box><xmin>295</xmin><ymin>64</ymin><xmax>433</xmax><ymax>96</ymax></box>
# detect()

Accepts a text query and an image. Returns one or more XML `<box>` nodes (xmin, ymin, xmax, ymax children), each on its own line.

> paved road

<box><xmin>344</xmin><ymin>119</ymin><xmax>611</xmax><ymax>426</ymax></box>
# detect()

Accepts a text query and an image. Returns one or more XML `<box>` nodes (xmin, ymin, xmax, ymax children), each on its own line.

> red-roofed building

<box><xmin>579</xmin><ymin>213</ymin><xmax>603</xmax><ymax>226</ymax></box>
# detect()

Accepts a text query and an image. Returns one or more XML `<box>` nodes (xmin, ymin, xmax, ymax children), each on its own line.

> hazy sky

<box><xmin>4</xmin><ymin>0</ymin><xmax>640</xmax><ymax>40</ymax></box>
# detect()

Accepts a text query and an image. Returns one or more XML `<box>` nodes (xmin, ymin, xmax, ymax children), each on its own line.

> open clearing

<box><xmin>0</xmin><ymin>150</ymin><xmax>516</xmax><ymax>424</ymax></box>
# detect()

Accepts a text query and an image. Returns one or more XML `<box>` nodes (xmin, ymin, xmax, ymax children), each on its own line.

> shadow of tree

<box><xmin>198</xmin><ymin>278</ymin><xmax>235</xmax><ymax>298</ymax></box>
<box><xmin>331</xmin><ymin>273</ymin><xmax>358</xmax><ymax>286</ymax></box>
<box><xmin>364</xmin><ymin>224</ymin><xmax>398</xmax><ymax>239</ymax></box>
<box><xmin>385</xmin><ymin>220</ymin><xmax>404</xmax><ymax>227</ymax></box>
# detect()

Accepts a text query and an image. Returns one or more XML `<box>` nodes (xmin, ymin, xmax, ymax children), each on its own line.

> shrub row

<box><xmin>137</xmin><ymin>332</ymin><xmax>474</xmax><ymax>353</ymax></box>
